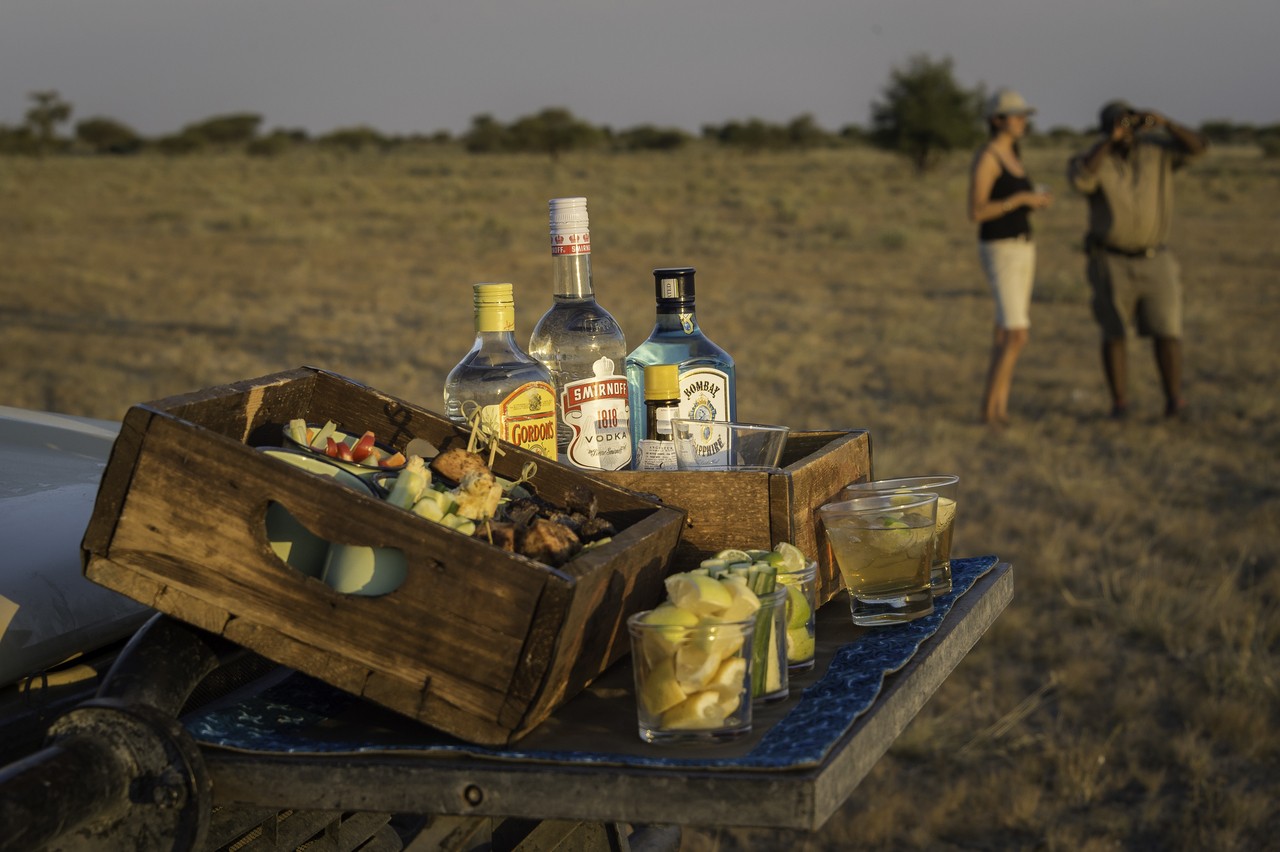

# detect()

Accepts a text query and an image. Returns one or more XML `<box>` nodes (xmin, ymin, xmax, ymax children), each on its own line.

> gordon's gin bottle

<box><xmin>445</xmin><ymin>282</ymin><xmax>557</xmax><ymax>458</ymax></box>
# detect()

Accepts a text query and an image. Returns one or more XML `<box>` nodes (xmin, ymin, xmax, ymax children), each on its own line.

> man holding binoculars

<box><xmin>1068</xmin><ymin>100</ymin><xmax>1208</xmax><ymax>420</ymax></box>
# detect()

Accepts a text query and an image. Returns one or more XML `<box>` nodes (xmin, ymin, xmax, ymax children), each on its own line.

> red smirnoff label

<box><xmin>551</xmin><ymin>230</ymin><xmax>591</xmax><ymax>256</ymax></box>
<box><xmin>560</xmin><ymin>357</ymin><xmax>631</xmax><ymax>470</ymax></box>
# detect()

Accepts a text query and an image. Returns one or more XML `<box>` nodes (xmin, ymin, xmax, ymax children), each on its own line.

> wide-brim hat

<box><xmin>983</xmin><ymin>88</ymin><xmax>1036</xmax><ymax>119</ymax></box>
<box><xmin>1099</xmin><ymin>99</ymin><xmax>1136</xmax><ymax>131</ymax></box>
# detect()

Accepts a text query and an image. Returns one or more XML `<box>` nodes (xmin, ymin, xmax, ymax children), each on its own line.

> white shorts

<box><xmin>979</xmin><ymin>238</ymin><xmax>1036</xmax><ymax>330</ymax></box>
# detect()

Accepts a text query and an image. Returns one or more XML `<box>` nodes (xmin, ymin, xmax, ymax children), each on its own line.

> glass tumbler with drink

<box><xmin>818</xmin><ymin>492</ymin><xmax>938</xmax><ymax>626</ymax></box>
<box><xmin>841</xmin><ymin>475</ymin><xmax>959</xmax><ymax>595</ymax></box>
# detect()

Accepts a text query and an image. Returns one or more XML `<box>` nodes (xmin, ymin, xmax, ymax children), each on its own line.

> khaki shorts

<box><xmin>979</xmin><ymin>237</ymin><xmax>1036</xmax><ymax>330</ymax></box>
<box><xmin>1087</xmin><ymin>250</ymin><xmax>1183</xmax><ymax>339</ymax></box>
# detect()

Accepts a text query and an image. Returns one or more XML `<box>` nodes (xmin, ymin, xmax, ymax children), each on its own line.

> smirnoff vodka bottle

<box><xmin>528</xmin><ymin>197</ymin><xmax>631</xmax><ymax>470</ymax></box>
<box><xmin>445</xmin><ymin>283</ymin><xmax>557</xmax><ymax>458</ymax></box>
<box><xmin>624</xmin><ymin>267</ymin><xmax>736</xmax><ymax>466</ymax></box>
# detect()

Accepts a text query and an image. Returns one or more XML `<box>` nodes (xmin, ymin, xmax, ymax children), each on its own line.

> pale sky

<box><xmin>3</xmin><ymin>0</ymin><xmax>1278</xmax><ymax>139</ymax></box>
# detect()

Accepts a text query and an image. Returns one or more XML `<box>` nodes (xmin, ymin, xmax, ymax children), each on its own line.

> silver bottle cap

<box><xmin>550</xmin><ymin>197</ymin><xmax>590</xmax><ymax>255</ymax></box>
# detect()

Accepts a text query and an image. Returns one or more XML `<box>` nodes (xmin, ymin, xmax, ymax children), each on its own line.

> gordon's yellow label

<box><xmin>498</xmin><ymin>381</ymin><xmax>557</xmax><ymax>457</ymax></box>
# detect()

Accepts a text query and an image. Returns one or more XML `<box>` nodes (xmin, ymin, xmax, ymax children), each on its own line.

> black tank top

<box><xmin>980</xmin><ymin>161</ymin><xmax>1034</xmax><ymax>242</ymax></box>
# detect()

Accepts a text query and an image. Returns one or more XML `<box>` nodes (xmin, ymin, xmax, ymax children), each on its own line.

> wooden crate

<box><xmin>592</xmin><ymin>430</ymin><xmax>872</xmax><ymax>605</ymax></box>
<box><xmin>81</xmin><ymin>367</ymin><xmax>685</xmax><ymax>747</ymax></box>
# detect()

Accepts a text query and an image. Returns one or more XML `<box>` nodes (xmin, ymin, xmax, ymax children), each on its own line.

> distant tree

<box><xmin>838</xmin><ymin>123</ymin><xmax>870</xmax><ymax>146</ymax></box>
<box><xmin>613</xmin><ymin>124</ymin><xmax>690</xmax><ymax>152</ymax></box>
<box><xmin>704</xmin><ymin>118</ymin><xmax>788</xmax><ymax>151</ymax></box>
<box><xmin>154</xmin><ymin>132</ymin><xmax>204</xmax><ymax>156</ymax></box>
<box><xmin>75</xmin><ymin>117</ymin><xmax>143</xmax><ymax>154</ymax></box>
<box><xmin>869</xmin><ymin>55</ymin><xmax>983</xmax><ymax>172</ymax></box>
<box><xmin>506</xmin><ymin>107</ymin><xmax>604</xmax><ymax>159</ymax></box>
<box><xmin>786</xmin><ymin>113</ymin><xmax>831</xmax><ymax>148</ymax></box>
<box><xmin>318</xmin><ymin>125</ymin><xmax>389</xmax><ymax>152</ymax></box>
<box><xmin>25</xmin><ymin>90</ymin><xmax>73</xmax><ymax>156</ymax></box>
<box><xmin>181</xmin><ymin>113</ymin><xmax>262</xmax><ymax>147</ymax></box>
<box><xmin>1257</xmin><ymin>124</ymin><xmax>1280</xmax><ymax>159</ymax></box>
<box><xmin>1199</xmin><ymin>120</ymin><xmax>1256</xmax><ymax>146</ymax></box>
<box><xmin>702</xmin><ymin>115</ymin><xmax>835</xmax><ymax>151</ymax></box>
<box><xmin>0</xmin><ymin>124</ymin><xmax>37</xmax><ymax>155</ymax></box>
<box><xmin>462</xmin><ymin>114</ymin><xmax>508</xmax><ymax>153</ymax></box>
<box><xmin>246</xmin><ymin>127</ymin><xmax>308</xmax><ymax>157</ymax></box>
<box><xmin>1045</xmin><ymin>125</ymin><xmax>1084</xmax><ymax>144</ymax></box>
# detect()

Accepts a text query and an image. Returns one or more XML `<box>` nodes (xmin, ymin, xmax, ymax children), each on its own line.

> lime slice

<box><xmin>774</xmin><ymin>542</ymin><xmax>808</xmax><ymax>573</ymax></box>
<box><xmin>784</xmin><ymin>584</ymin><xmax>811</xmax><ymax>629</ymax></box>
<box><xmin>936</xmin><ymin>496</ymin><xmax>957</xmax><ymax>527</ymax></box>
<box><xmin>714</xmin><ymin>549</ymin><xmax>753</xmax><ymax>567</ymax></box>
<box><xmin>699</xmin><ymin>557</ymin><xmax>731</xmax><ymax>576</ymax></box>
<box><xmin>745</xmin><ymin>549</ymin><xmax>772</xmax><ymax>562</ymax></box>
<box><xmin>786</xmin><ymin>626</ymin><xmax>815</xmax><ymax>662</ymax></box>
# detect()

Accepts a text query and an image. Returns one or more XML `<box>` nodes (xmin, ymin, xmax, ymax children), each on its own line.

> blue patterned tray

<box><xmin>187</xmin><ymin>555</ymin><xmax>998</xmax><ymax>771</ymax></box>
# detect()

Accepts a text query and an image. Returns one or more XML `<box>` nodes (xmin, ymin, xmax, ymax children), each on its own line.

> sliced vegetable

<box><xmin>351</xmin><ymin>430</ymin><xmax>377</xmax><ymax>463</ymax></box>
<box><xmin>311</xmin><ymin>421</ymin><xmax>338</xmax><ymax>449</ymax></box>
<box><xmin>386</xmin><ymin>456</ymin><xmax>429</xmax><ymax>510</ymax></box>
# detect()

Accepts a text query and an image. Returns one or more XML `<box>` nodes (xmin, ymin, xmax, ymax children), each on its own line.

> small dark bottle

<box><xmin>635</xmin><ymin>364</ymin><xmax>680</xmax><ymax>470</ymax></box>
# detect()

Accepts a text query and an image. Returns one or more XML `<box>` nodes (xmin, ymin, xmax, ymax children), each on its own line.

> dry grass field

<box><xmin>2</xmin><ymin>141</ymin><xmax>1277</xmax><ymax>850</ymax></box>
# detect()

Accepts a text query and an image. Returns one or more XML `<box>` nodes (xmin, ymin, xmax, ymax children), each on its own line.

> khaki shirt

<box><xmin>1067</xmin><ymin>134</ymin><xmax>1196</xmax><ymax>252</ymax></box>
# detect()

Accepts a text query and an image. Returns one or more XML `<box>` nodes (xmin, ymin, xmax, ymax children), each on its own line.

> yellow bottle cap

<box><xmin>473</xmin><ymin>282</ymin><xmax>514</xmax><ymax>307</ymax></box>
<box><xmin>644</xmin><ymin>364</ymin><xmax>680</xmax><ymax>401</ymax></box>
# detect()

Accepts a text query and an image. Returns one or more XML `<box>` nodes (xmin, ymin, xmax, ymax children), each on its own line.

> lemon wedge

<box><xmin>718</xmin><ymin>575</ymin><xmax>762</xmax><ymax>621</ymax></box>
<box><xmin>639</xmin><ymin>604</ymin><xmax>699</xmax><ymax>664</ymax></box>
<box><xmin>665</xmin><ymin>572</ymin><xmax>733</xmax><ymax>617</ymax></box>
<box><xmin>674</xmin><ymin>644</ymin><xmax>723</xmax><ymax>692</ymax></box>
<box><xmin>705</xmin><ymin>656</ymin><xmax>747</xmax><ymax>701</ymax></box>
<box><xmin>694</xmin><ymin>619</ymin><xmax>748</xmax><ymax>659</ymax></box>
<box><xmin>638</xmin><ymin>654</ymin><xmax>687</xmax><ymax>716</ymax></box>
<box><xmin>661</xmin><ymin>691</ymin><xmax>729</xmax><ymax>730</ymax></box>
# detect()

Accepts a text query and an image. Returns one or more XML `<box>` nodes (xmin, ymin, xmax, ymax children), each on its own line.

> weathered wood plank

<box><xmin>593</xmin><ymin>430</ymin><xmax>871</xmax><ymax>603</ymax></box>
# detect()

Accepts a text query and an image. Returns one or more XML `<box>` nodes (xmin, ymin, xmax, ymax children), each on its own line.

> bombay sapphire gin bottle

<box><xmin>528</xmin><ymin>197</ymin><xmax>631</xmax><ymax>470</ymax></box>
<box><xmin>624</xmin><ymin>267</ymin><xmax>736</xmax><ymax>466</ymax></box>
<box><xmin>444</xmin><ymin>283</ymin><xmax>557</xmax><ymax>459</ymax></box>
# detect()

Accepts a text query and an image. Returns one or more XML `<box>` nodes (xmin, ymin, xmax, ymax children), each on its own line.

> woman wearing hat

<box><xmin>969</xmin><ymin>88</ymin><xmax>1053</xmax><ymax>426</ymax></box>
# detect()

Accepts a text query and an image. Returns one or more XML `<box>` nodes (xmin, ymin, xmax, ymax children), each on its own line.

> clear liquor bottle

<box><xmin>528</xmin><ymin>197</ymin><xmax>631</xmax><ymax>470</ymax></box>
<box><xmin>624</xmin><ymin>267</ymin><xmax>736</xmax><ymax>466</ymax></box>
<box><xmin>444</xmin><ymin>282</ymin><xmax>557</xmax><ymax>459</ymax></box>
